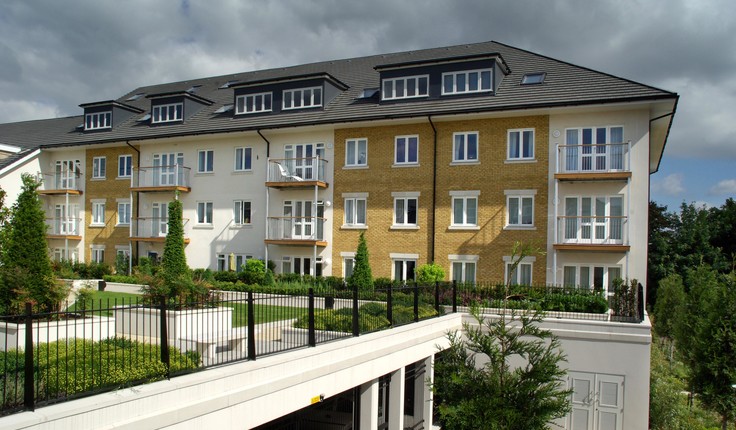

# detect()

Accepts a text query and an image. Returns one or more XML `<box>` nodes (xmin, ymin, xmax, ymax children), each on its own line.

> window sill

<box><xmin>193</xmin><ymin>225</ymin><xmax>214</xmax><ymax>230</ymax></box>
<box><xmin>194</xmin><ymin>172</ymin><xmax>214</xmax><ymax>176</ymax></box>
<box><xmin>115</xmin><ymin>223</ymin><xmax>130</xmax><ymax>228</ymax></box>
<box><xmin>392</xmin><ymin>163</ymin><xmax>420</xmax><ymax>168</ymax></box>
<box><xmin>448</xmin><ymin>225</ymin><xmax>481</xmax><ymax>231</ymax></box>
<box><xmin>229</xmin><ymin>224</ymin><xmax>253</xmax><ymax>229</ymax></box>
<box><xmin>90</xmin><ymin>177</ymin><xmax>106</xmax><ymax>181</ymax></box>
<box><xmin>341</xmin><ymin>225</ymin><xmax>368</xmax><ymax>230</ymax></box>
<box><xmin>343</xmin><ymin>165</ymin><xmax>369</xmax><ymax>170</ymax></box>
<box><xmin>504</xmin><ymin>159</ymin><xmax>537</xmax><ymax>164</ymax></box>
<box><xmin>232</xmin><ymin>170</ymin><xmax>253</xmax><ymax>175</ymax></box>
<box><xmin>89</xmin><ymin>224</ymin><xmax>105</xmax><ymax>228</ymax></box>
<box><xmin>116</xmin><ymin>176</ymin><xmax>131</xmax><ymax>180</ymax></box>
<box><xmin>449</xmin><ymin>161</ymin><xmax>480</xmax><ymax>166</ymax></box>
<box><xmin>390</xmin><ymin>225</ymin><xmax>420</xmax><ymax>230</ymax></box>
<box><xmin>504</xmin><ymin>225</ymin><xmax>537</xmax><ymax>231</ymax></box>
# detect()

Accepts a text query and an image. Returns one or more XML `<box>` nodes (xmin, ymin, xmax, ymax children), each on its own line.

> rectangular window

<box><xmin>506</xmin><ymin>262</ymin><xmax>533</xmax><ymax>286</ymax></box>
<box><xmin>452</xmin><ymin>261</ymin><xmax>477</xmax><ymax>283</ymax></box>
<box><xmin>198</xmin><ymin>150</ymin><xmax>214</xmax><ymax>173</ymax></box>
<box><xmin>344</xmin><ymin>257</ymin><xmax>355</xmax><ymax>279</ymax></box>
<box><xmin>118</xmin><ymin>154</ymin><xmax>133</xmax><ymax>178</ymax></box>
<box><xmin>395</xmin><ymin>135</ymin><xmax>419</xmax><ymax>165</ymax></box>
<box><xmin>564</xmin><ymin>126</ymin><xmax>625</xmax><ymax>172</ymax></box>
<box><xmin>92</xmin><ymin>156</ymin><xmax>106</xmax><ymax>179</ymax></box>
<box><xmin>91</xmin><ymin>202</ymin><xmax>105</xmax><ymax>226</ymax></box>
<box><xmin>394</xmin><ymin>197</ymin><xmax>418</xmax><ymax>226</ymax></box>
<box><xmin>452</xmin><ymin>196</ymin><xmax>478</xmax><ymax>226</ymax></box>
<box><xmin>233</xmin><ymin>200</ymin><xmax>252</xmax><ymax>225</ymax></box>
<box><xmin>382</xmin><ymin>75</ymin><xmax>429</xmax><ymax>100</ymax></box>
<box><xmin>117</xmin><ymin>201</ymin><xmax>131</xmax><ymax>225</ymax></box>
<box><xmin>345</xmin><ymin>138</ymin><xmax>368</xmax><ymax>167</ymax></box>
<box><xmin>91</xmin><ymin>247</ymin><xmax>105</xmax><ymax>264</ymax></box>
<box><xmin>152</xmin><ymin>103</ymin><xmax>183</xmax><ymax>123</ymax></box>
<box><xmin>563</xmin><ymin>196</ymin><xmax>624</xmax><ymax>243</ymax></box>
<box><xmin>85</xmin><ymin>112</ymin><xmax>112</xmax><ymax>130</ymax></box>
<box><xmin>283</xmin><ymin>87</ymin><xmax>322</xmax><ymax>110</ymax></box>
<box><xmin>234</xmin><ymin>147</ymin><xmax>252</xmax><ymax>171</ymax></box>
<box><xmin>442</xmin><ymin>69</ymin><xmax>493</xmax><ymax>95</ymax></box>
<box><xmin>453</xmin><ymin>132</ymin><xmax>479</xmax><ymax>163</ymax></box>
<box><xmin>508</xmin><ymin>129</ymin><xmax>535</xmax><ymax>160</ymax></box>
<box><xmin>216</xmin><ymin>254</ymin><xmax>253</xmax><ymax>272</ymax></box>
<box><xmin>507</xmin><ymin>194</ymin><xmax>534</xmax><ymax>227</ymax></box>
<box><xmin>344</xmin><ymin>198</ymin><xmax>367</xmax><ymax>226</ymax></box>
<box><xmin>197</xmin><ymin>201</ymin><xmax>213</xmax><ymax>225</ymax></box>
<box><xmin>393</xmin><ymin>259</ymin><xmax>417</xmax><ymax>282</ymax></box>
<box><xmin>563</xmin><ymin>265</ymin><xmax>622</xmax><ymax>292</ymax></box>
<box><xmin>235</xmin><ymin>92</ymin><xmax>273</xmax><ymax>114</ymax></box>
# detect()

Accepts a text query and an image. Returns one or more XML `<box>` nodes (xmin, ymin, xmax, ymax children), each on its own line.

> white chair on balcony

<box><xmin>276</xmin><ymin>162</ymin><xmax>303</xmax><ymax>182</ymax></box>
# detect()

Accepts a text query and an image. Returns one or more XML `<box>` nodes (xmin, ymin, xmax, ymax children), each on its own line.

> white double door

<box><xmin>568</xmin><ymin>372</ymin><xmax>624</xmax><ymax>430</ymax></box>
<box><xmin>283</xmin><ymin>200</ymin><xmax>323</xmax><ymax>240</ymax></box>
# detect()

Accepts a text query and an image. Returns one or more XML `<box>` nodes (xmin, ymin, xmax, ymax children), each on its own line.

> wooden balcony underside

<box><xmin>264</xmin><ymin>239</ymin><xmax>327</xmax><ymax>247</ymax></box>
<box><xmin>38</xmin><ymin>190</ymin><xmax>83</xmax><ymax>196</ymax></box>
<box><xmin>47</xmin><ymin>234</ymin><xmax>82</xmax><ymax>241</ymax></box>
<box><xmin>265</xmin><ymin>181</ymin><xmax>328</xmax><ymax>189</ymax></box>
<box><xmin>131</xmin><ymin>237</ymin><xmax>191</xmax><ymax>244</ymax></box>
<box><xmin>555</xmin><ymin>172</ymin><xmax>632</xmax><ymax>181</ymax></box>
<box><xmin>130</xmin><ymin>186</ymin><xmax>191</xmax><ymax>193</ymax></box>
<box><xmin>554</xmin><ymin>244</ymin><xmax>630</xmax><ymax>252</ymax></box>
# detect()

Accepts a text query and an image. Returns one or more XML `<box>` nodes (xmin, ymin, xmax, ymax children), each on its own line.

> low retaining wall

<box><xmin>0</xmin><ymin>316</ymin><xmax>115</xmax><ymax>351</ymax></box>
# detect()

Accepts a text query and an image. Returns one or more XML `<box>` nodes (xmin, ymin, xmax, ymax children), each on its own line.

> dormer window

<box><xmin>283</xmin><ymin>87</ymin><xmax>322</xmax><ymax>110</ymax></box>
<box><xmin>442</xmin><ymin>69</ymin><xmax>493</xmax><ymax>95</ymax></box>
<box><xmin>85</xmin><ymin>112</ymin><xmax>112</xmax><ymax>130</ymax></box>
<box><xmin>152</xmin><ymin>103</ymin><xmax>183</xmax><ymax>123</ymax></box>
<box><xmin>236</xmin><ymin>92</ymin><xmax>272</xmax><ymax>114</ymax></box>
<box><xmin>382</xmin><ymin>75</ymin><xmax>429</xmax><ymax>100</ymax></box>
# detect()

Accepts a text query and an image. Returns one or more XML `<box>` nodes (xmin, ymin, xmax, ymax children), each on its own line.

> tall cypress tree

<box><xmin>1</xmin><ymin>174</ymin><xmax>59</xmax><ymax>313</ymax></box>
<box><xmin>349</xmin><ymin>231</ymin><xmax>373</xmax><ymax>290</ymax></box>
<box><xmin>161</xmin><ymin>197</ymin><xmax>188</xmax><ymax>279</ymax></box>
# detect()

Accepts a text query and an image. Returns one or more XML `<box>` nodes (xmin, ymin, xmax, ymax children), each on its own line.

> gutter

<box><xmin>427</xmin><ymin>116</ymin><xmax>437</xmax><ymax>263</ymax></box>
<box><xmin>256</xmin><ymin>130</ymin><xmax>271</xmax><ymax>266</ymax></box>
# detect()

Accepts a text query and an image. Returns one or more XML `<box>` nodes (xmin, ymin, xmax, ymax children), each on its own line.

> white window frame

<box><xmin>234</xmin><ymin>147</ymin><xmax>253</xmax><ymax>171</ymax></box>
<box><xmin>562</xmin><ymin>265</ymin><xmax>622</xmax><ymax>292</ymax></box>
<box><xmin>564</xmin><ymin>126</ymin><xmax>626</xmax><ymax>172</ymax></box>
<box><xmin>507</xmin><ymin>129</ymin><xmax>535</xmax><ymax>161</ymax></box>
<box><xmin>116</xmin><ymin>245</ymin><xmax>131</xmax><ymax>259</ymax></box>
<box><xmin>54</xmin><ymin>247</ymin><xmax>79</xmax><ymax>263</ymax></box>
<box><xmin>152</xmin><ymin>102</ymin><xmax>183</xmax><ymax>123</ymax></box>
<box><xmin>92</xmin><ymin>156</ymin><xmax>106</xmax><ymax>179</ymax></box>
<box><xmin>118</xmin><ymin>154</ymin><xmax>133</xmax><ymax>178</ymax></box>
<box><xmin>505</xmin><ymin>190</ymin><xmax>536</xmax><ymax>229</ymax></box>
<box><xmin>442</xmin><ymin>69</ymin><xmax>493</xmax><ymax>95</ymax></box>
<box><xmin>235</xmin><ymin>92</ymin><xmax>273</xmax><ymax>114</ymax></box>
<box><xmin>85</xmin><ymin>111</ymin><xmax>111</xmax><ymax>130</ymax></box>
<box><xmin>452</xmin><ymin>132</ymin><xmax>479</xmax><ymax>163</ymax></box>
<box><xmin>117</xmin><ymin>200</ymin><xmax>131</xmax><ymax>226</ymax></box>
<box><xmin>391</xmin><ymin>253</ymin><xmax>419</xmax><ymax>282</ymax></box>
<box><xmin>392</xmin><ymin>192</ymin><xmax>419</xmax><ymax>228</ymax></box>
<box><xmin>283</xmin><ymin>87</ymin><xmax>323</xmax><ymax>110</ymax></box>
<box><xmin>197</xmin><ymin>149</ymin><xmax>214</xmax><ymax>173</ymax></box>
<box><xmin>91</xmin><ymin>200</ymin><xmax>105</xmax><ymax>226</ymax></box>
<box><xmin>563</xmin><ymin>195</ymin><xmax>625</xmax><ymax>244</ymax></box>
<box><xmin>343</xmin><ymin>195</ymin><xmax>367</xmax><ymax>228</ymax></box>
<box><xmin>449</xmin><ymin>255</ymin><xmax>479</xmax><ymax>284</ymax></box>
<box><xmin>450</xmin><ymin>190</ymin><xmax>480</xmax><ymax>228</ymax></box>
<box><xmin>394</xmin><ymin>135</ymin><xmax>419</xmax><ymax>166</ymax></box>
<box><xmin>341</xmin><ymin>252</ymin><xmax>356</xmax><ymax>279</ymax></box>
<box><xmin>233</xmin><ymin>200</ymin><xmax>252</xmax><ymax>226</ymax></box>
<box><xmin>217</xmin><ymin>253</ymin><xmax>254</xmax><ymax>272</ymax></box>
<box><xmin>503</xmin><ymin>255</ymin><xmax>536</xmax><ymax>286</ymax></box>
<box><xmin>382</xmin><ymin>75</ymin><xmax>430</xmax><ymax>100</ymax></box>
<box><xmin>197</xmin><ymin>201</ymin><xmax>213</xmax><ymax>225</ymax></box>
<box><xmin>345</xmin><ymin>138</ymin><xmax>368</xmax><ymax>167</ymax></box>
<box><xmin>90</xmin><ymin>245</ymin><xmax>106</xmax><ymax>264</ymax></box>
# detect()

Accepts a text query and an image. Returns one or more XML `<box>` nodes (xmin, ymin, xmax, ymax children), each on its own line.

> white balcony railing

<box><xmin>267</xmin><ymin>158</ymin><xmax>328</xmax><ymax>183</ymax></box>
<box><xmin>132</xmin><ymin>165</ymin><xmax>191</xmax><ymax>190</ymax></box>
<box><xmin>557</xmin><ymin>216</ymin><xmax>628</xmax><ymax>245</ymax></box>
<box><xmin>132</xmin><ymin>217</ymin><xmax>190</xmax><ymax>239</ymax></box>
<box><xmin>46</xmin><ymin>218</ymin><xmax>81</xmax><ymax>236</ymax></box>
<box><xmin>556</xmin><ymin>142</ymin><xmax>630</xmax><ymax>174</ymax></box>
<box><xmin>266</xmin><ymin>217</ymin><xmax>326</xmax><ymax>242</ymax></box>
<box><xmin>37</xmin><ymin>170</ymin><xmax>83</xmax><ymax>193</ymax></box>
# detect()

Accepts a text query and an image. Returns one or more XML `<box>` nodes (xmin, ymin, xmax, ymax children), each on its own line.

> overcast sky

<box><xmin>0</xmin><ymin>0</ymin><xmax>732</xmax><ymax>210</ymax></box>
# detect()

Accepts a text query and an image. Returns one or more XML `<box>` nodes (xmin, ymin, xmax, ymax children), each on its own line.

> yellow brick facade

<box><xmin>84</xmin><ymin>145</ymin><xmax>139</xmax><ymax>265</ymax></box>
<box><xmin>332</xmin><ymin>115</ymin><xmax>549</xmax><ymax>283</ymax></box>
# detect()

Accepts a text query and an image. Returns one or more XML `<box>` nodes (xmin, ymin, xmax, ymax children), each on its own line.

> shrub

<box><xmin>242</xmin><ymin>259</ymin><xmax>266</xmax><ymax>285</ymax></box>
<box><xmin>115</xmin><ymin>252</ymin><xmax>130</xmax><ymax>275</ymax></box>
<box><xmin>416</xmin><ymin>262</ymin><xmax>445</xmax><ymax>284</ymax></box>
<box><xmin>136</xmin><ymin>257</ymin><xmax>154</xmax><ymax>276</ymax></box>
<box><xmin>103</xmin><ymin>274</ymin><xmax>141</xmax><ymax>284</ymax></box>
<box><xmin>213</xmin><ymin>271</ymin><xmax>239</xmax><ymax>283</ymax></box>
<box><xmin>192</xmin><ymin>268</ymin><xmax>215</xmax><ymax>283</ymax></box>
<box><xmin>74</xmin><ymin>283</ymin><xmax>96</xmax><ymax>312</ymax></box>
<box><xmin>349</xmin><ymin>232</ymin><xmax>373</xmax><ymax>290</ymax></box>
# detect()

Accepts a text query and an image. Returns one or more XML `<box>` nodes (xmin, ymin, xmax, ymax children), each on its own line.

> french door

<box><xmin>284</xmin><ymin>143</ymin><xmax>325</xmax><ymax>180</ymax></box>
<box><xmin>153</xmin><ymin>153</ymin><xmax>184</xmax><ymax>186</ymax></box>
<box><xmin>152</xmin><ymin>203</ymin><xmax>169</xmax><ymax>236</ymax></box>
<box><xmin>283</xmin><ymin>201</ymin><xmax>324</xmax><ymax>240</ymax></box>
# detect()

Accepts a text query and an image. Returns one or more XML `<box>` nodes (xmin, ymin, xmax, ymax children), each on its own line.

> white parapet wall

<box><xmin>0</xmin><ymin>316</ymin><xmax>116</xmax><ymax>352</ymax></box>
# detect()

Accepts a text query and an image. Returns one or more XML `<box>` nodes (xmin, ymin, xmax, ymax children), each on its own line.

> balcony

<box><xmin>131</xmin><ymin>165</ymin><xmax>191</xmax><ymax>193</ymax></box>
<box><xmin>45</xmin><ymin>218</ymin><xmax>82</xmax><ymax>240</ymax></box>
<box><xmin>555</xmin><ymin>142</ymin><xmax>631</xmax><ymax>181</ymax></box>
<box><xmin>130</xmin><ymin>217</ymin><xmax>190</xmax><ymax>243</ymax></box>
<box><xmin>266</xmin><ymin>158</ymin><xmax>328</xmax><ymax>189</ymax></box>
<box><xmin>37</xmin><ymin>171</ymin><xmax>83</xmax><ymax>195</ymax></box>
<box><xmin>555</xmin><ymin>216</ymin><xmax>629</xmax><ymax>252</ymax></box>
<box><xmin>265</xmin><ymin>217</ymin><xmax>327</xmax><ymax>246</ymax></box>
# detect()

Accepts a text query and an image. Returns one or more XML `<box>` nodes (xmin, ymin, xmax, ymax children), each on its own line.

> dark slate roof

<box><xmin>0</xmin><ymin>41</ymin><xmax>677</xmax><ymax>152</ymax></box>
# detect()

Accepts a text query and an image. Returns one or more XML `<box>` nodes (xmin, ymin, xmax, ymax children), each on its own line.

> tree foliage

<box><xmin>348</xmin><ymin>232</ymin><xmax>372</xmax><ymax>290</ymax></box>
<box><xmin>652</xmin><ymin>274</ymin><xmax>685</xmax><ymax>339</ymax></box>
<box><xmin>433</xmin><ymin>307</ymin><xmax>571</xmax><ymax>430</ymax></box>
<box><xmin>161</xmin><ymin>197</ymin><xmax>187</xmax><ymax>279</ymax></box>
<box><xmin>416</xmin><ymin>262</ymin><xmax>445</xmax><ymax>284</ymax></box>
<box><xmin>0</xmin><ymin>174</ymin><xmax>66</xmax><ymax>314</ymax></box>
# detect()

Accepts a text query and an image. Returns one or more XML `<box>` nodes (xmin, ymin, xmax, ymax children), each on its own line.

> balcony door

<box><xmin>283</xmin><ymin>201</ymin><xmax>324</xmax><ymax>240</ymax></box>
<box><xmin>55</xmin><ymin>204</ymin><xmax>78</xmax><ymax>235</ymax></box>
<box><xmin>153</xmin><ymin>153</ymin><xmax>183</xmax><ymax>186</ymax></box>
<box><xmin>55</xmin><ymin>160</ymin><xmax>79</xmax><ymax>190</ymax></box>
<box><xmin>564</xmin><ymin>196</ymin><xmax>623</xmax><ymax>244</ymax></box>
<box><xmin>284</xmin><ymin>143</ymin><xmax>324</xmax><ymax>180</ymax></box>
<box><xmin>152</xmin><ymin>202</ymin><xmax>169</xmax><ymax>236</ymax></box>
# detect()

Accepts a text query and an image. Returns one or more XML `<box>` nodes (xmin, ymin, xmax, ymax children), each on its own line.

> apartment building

<box><xmin>0</xmin><ymin>41</ymin><xmax>677</xmax><ymax>295</ymax></box>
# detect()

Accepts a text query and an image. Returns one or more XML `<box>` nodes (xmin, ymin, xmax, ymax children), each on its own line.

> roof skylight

<box><xmin>126</xmin><ymin>93</ymin><xmax>145</xmax><ymax>101</ymax></box>
<box><xmin>521</xmin><ymin>72</ymin><xmax>546</xmax><ymax>85</ymax></box>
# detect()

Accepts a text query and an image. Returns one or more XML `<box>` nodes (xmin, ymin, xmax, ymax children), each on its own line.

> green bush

<box><xmin>103</xmin><ymin>274</ymin><xmax>141</xmax><ymax>284</ymax></box>
<box><xmin>242</xmin><ymin>259</ymin><xmax>266</xmax><ymax>285</ymax></box>
<box><xmin>416</xmin><ymin>262</ymin><xmax>445</xmax><ymax>284</ymax></box>
<box><xmin>214</xmin><ymin>271</ymin><xmax>239</xmax><ymax>283</ymax></box>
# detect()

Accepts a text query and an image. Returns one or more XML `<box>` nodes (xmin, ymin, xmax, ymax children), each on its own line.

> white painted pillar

<box><xmin>389</xmin><ymin>367</ymin><xmax>405</xmax><ymax>430</ymax></box>
<box><xmin>359</xmin><ymin>378</ymin><xmax>379</xmax><ymax>430</ymax></box>
<box><xmin>421</xmin><ymin>355</ymin><xmax>434</xmax><ymax>428</ymax></box>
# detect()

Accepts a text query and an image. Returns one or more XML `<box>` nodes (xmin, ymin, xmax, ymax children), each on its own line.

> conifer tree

<box><xmin>349</xmin><ymin>231</ymin><xmax>372</xmax><ymax>290</ymax></box>
<box><xmin>161</xmin><ymin>197</ymin><xmax>189</xmax><ymax>282</ymax></box>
